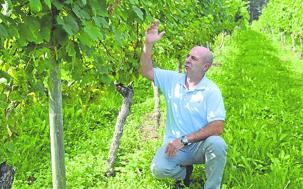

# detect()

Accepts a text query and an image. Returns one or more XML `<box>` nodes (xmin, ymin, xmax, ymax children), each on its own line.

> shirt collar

<box><xmin>177</xmin><ymin>74</ymin><xmax>209</xmax><ymax>91</ymax></box>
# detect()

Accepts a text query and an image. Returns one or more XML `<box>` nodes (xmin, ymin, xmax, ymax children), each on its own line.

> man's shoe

<box><xmin>175</xmin><ymin>165</ymin><xmax>193</xmax><ymax>189</ymax></box>
<box><xmin>175</xmin><ymin>180</ymin><xmax>186</xmax><ymax>189</ymax></box>
<box><xmin>183</xmin><ymin>165</ymin><xmax>193</xmax><ymax>187</ymax></box>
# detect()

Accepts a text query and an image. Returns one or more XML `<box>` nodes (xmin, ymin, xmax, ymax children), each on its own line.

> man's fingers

<box><xmin>147</xmin><ymin>27</ymin><xmax>157</xmax><ymax>33</ymax></box>
<box><xmin>165</xmin><ymin>143</ymin><xmax>177</xmax><ymax>157</ymax></box>
<box><xmin>165</xmin><ymin>144</ymin><xmax>172</xmax><ymax>155</ymax></box>
<box><xmin>167</xmin><ymin>148</ymin><xmax>173</xmax><ymax>157</ymax></box>
<box><xmin>148</xmin><ymin>20</ymin><xmax>160</xmax><ymax>31</ymax></box>
<box><xmin>159</xmin><ymin>31</ymin><xmax>165</xmax><ymax>38</ymax></box>
<box><xmin>145</xmin><ymin>20</ymin><xmax>163</xmax><ymax>40</ymax></box>
<box><xmin>148</xmin><ymin>26</ymin><xmax>158</xmax><ymax>32</ymax></box>
<box><xmin>147</xmin><ymin>24</ymin><xmax>158</xmax><ymax>32</ymax></box>
<box><xmin>153</xmin><ymin>19</ymin><xmax>160</xmax><ymax>26</ymax></box>
<box><xmin>146</xmin><ymin>28</ymin><xmax>164</xmax><ymax>39</ymax></box>
<box><xmin>168</xmin><ymin>149</ymin><xmax>176</xmax><ymax>157</ymax></box>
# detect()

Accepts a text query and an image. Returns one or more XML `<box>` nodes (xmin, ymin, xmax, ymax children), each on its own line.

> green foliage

<box><xmin>0</xmin><ymin>0</ymin><xmax>246</xmax><ymax>118</ymax></box>
<box><xmin>0</xmin><ymin>0</ymin><xmax>249</xmax><ymax>188</ymax></box>
<box><xmin>0</xmin><ymin>0</ymin><xmax>247</xmax><ymax>116</ymax></box>
<box><xmin>255</xmin><ymin>0</ymin><xmax>303</xmax><ymax>35</ymax></box>
<box><xmin>0</xmin><ymin>0</ymin><xmax>245</xmax><ymax>94</ymax></box>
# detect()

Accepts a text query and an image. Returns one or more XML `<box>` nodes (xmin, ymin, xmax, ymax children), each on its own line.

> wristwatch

<box><xmin>180</xmin><ymin>135</ymin><xmax>189</xmax><ymax>146</ymax></box>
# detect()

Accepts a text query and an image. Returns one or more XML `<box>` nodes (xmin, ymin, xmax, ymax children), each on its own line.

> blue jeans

<box><xmin>151</xmin><ymin>136</ymin><xmax>227</xmax><ymax>189</ymax></box>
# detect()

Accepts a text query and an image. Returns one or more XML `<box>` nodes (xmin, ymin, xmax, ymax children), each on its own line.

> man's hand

<box><xmin>165</xmin><ymin>138</ymin><xmax>184</xmax><ymax>157</ymax></box>
<box><xmin>145</xmin><ymin>20</ymin><xmax>165</xmax><ymax>44</ymax></box>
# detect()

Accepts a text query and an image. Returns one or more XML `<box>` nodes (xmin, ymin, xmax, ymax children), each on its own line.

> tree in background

<box><xmin>255</xmin><ymin>0</ymin><xmax>303</xmax><ymax>57</ymax></box>
<box><xmin>0</xmin><ymin>0</ymin><xmax>248</xmax><ymax>188</ymax></box>
<box><xmin>246</xmin><ymin>0</ymin><xmax>268</xmax><ymax>23</ymax></box>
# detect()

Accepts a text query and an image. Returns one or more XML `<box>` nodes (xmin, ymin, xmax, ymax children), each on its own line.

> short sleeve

<box><xmin>206</xmin><ymin>88</ymin><xmax>226</xmax><ymax>122</ymax></box>
<box><xmin>153</xmin><ymin>68</ymin><xmax>179</xmax><ymax>95</ymax></box>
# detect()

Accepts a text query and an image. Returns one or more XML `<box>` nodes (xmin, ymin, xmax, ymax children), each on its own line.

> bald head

<box><xmin>192</xmin><ymin>46</ymin><xmax>213</xmax><ymax>65</ymax></box>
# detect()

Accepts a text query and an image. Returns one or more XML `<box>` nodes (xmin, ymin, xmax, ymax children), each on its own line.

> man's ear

<box><xmin>202</xmin><ymin>63</ymin><xmax>211</xmax><ymax>72</ymax></box>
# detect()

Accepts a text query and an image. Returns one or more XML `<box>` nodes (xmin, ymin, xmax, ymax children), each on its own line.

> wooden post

<box><xmin>177</xmin><ymin>56</ymin><xmax>182</xmax><ymax>73</ymax></box>
<box><xmin>271</xmin><ymin>28</ymin><xmax>275</xmax><ymax>41</ymax></box>
<box><xmin>107</xmin><ymin>83</ymin><xmax>134</xmax><ymax>176</ymax></box>
<box><xmin>0</xmin><ymin>161</ymin><xmax>15</xmax><ymax>189</ymax></box>
<box><xmin>299</xmin><ymin>35</ymin><xmax>303</xmax><ymax>59</ymax></box>
<box><xmin>49</xmin><ymin>49</ymin><xmax>66</xmax><ymax>189</ymax></box>
<box><xmin>280</xmin><ymin>31</ymin><xmax>283</xmax><ymax>46</ymax></box>
<box><xmin>291</xmin><ymin>32</ymin><xmax>296</xmax><ymax>52</ymax></box>
<box><xmin>206</xmin><ymin>41</ymin><xmax>211</xmax><ymax>50</ymax></box>
<box><xmin>218</xmin><ymin>32</ymin><xmax>225</xmax><ymax>50</ymax></box>
<box><xmin>283</xmin><ymin>32</ymin><xmax>286</xmax><ymax>47</ymax></box>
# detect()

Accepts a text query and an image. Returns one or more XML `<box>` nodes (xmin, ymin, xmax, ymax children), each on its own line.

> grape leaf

<box><xmin>30</xmin><ymin>0</ymin><xmax>42</xmax><ymax>13</ymax></box>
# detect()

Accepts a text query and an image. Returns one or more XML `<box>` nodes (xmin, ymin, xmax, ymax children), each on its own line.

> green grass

<box><xmin>1</xmin><ymin>27</ymin><xmax>303</xmax><ymax>189</ymax></box>
<box><xmin>215</xmin><ymin>28</ymin><xmax>303</xmax><ymax>189</ymax></box>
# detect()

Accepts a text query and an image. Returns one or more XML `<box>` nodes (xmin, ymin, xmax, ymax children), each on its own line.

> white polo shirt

<box><xmin>154</xmin><ymin>68</ymin><xmax>226</xmax><ymax>144</ymax></box>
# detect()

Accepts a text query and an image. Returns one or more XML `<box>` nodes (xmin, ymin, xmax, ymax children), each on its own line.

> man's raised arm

<box><xmin>140</xmin><ymin>20</ymin><xmax>165</xmax><ymax>81</ymax></box>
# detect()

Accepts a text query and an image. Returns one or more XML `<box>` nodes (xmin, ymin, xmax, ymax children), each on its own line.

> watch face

<box><xmin>181</xmin><ymin>136</ymin><xmax>188</xmax><ymax>145</ymax></box>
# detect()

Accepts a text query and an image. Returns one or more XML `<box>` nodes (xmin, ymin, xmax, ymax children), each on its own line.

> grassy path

<box><xmin>213</xmin><ymin>28</ymin><xmax>303</xmax><ymax>189</ymax></box>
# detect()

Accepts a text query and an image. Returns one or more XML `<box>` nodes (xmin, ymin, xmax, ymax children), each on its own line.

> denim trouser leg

<box><xmin>150</xmin><ymin>136</ymin><xmax>227</xmax><ymax>189</ymax></box>
<box><xmin>192</xmin><ymin>136</ymin><xmax>227</xmax><ymax>189</ymax></box>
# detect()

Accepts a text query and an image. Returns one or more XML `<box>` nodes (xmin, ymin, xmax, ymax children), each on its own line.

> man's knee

<box><xmin>150</xmin><ymin>161</ymin><xmax>171</xmax><ymax>178</ymax></box>
<box><xmin>205</xmin><ymin>136</ymin><xmax>227</xmax><ymax>159</ymax></box>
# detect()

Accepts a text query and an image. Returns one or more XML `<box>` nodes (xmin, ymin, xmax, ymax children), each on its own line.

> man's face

<box><xmin>184</xmin><ymin>47</ymin><xmax>206</xmax><ymax>76</ymax></box>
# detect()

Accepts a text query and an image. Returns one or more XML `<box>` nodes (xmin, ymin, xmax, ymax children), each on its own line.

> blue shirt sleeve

<box><xmin>153</xmin><ymin>68</ymin><xmax>179</xmax><ymax>95</ymax></box>
<box><xmin>205</xmin><ymin>87</ymin><xmax>226</xmax><ymax>122</ymax></box>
